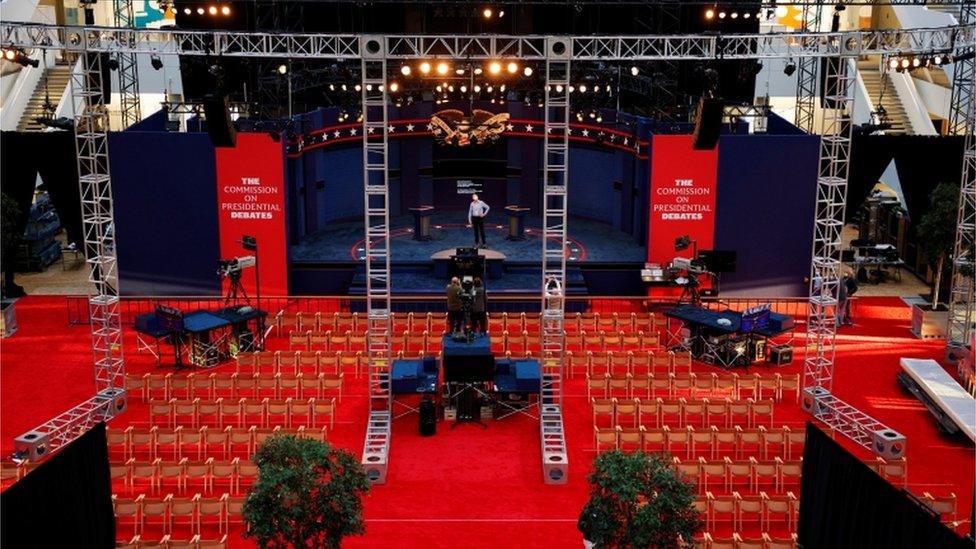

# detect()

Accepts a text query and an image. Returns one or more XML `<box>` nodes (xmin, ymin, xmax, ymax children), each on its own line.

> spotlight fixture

<box><xmin>705</xmin><ymin>8</ymin><xmax>715</xmax><ymax>19</ymax></box>
<box><xmin>474</xmin><ymin>67</ymin><xmax>483</xmax><ymax>75</ymax></box>
<box><xmin>208</xmin><ymin>5</ymin><xmax>218</xmax><ymax>15</ymax></box>
<box><xmin>436</xmin><ymin>62</ymin><xmax>449</xmax><ymax>75</ymax></box>
<box><xmin>483</xmin><ymin>7</ymin><xmax>493</xmax><ymax>19</ymax></box>
<box><xmin>506</xmin><ymin>62</ymin><xmax>518</xmax><ymax>74</ymax></box>
<box><xmin>555</xmin><ymin>84</ymin><xmax>564</xmax><ymax>93</ymax></box>
<box><xmin>523</xmin><ymin>66</ymin><xmax>533</xmax><ymax>77</ymax></box>
<box><xmin>900</xmin><ymin>58</ymin><xmax>910</xmax><ymax>69</ymax></box>
<box><xmin>329</xmin><ymin>84</ymin><xmax>335</xmax><ymax>91</ymax></box>
<box><xmin>401</xmin><ymin>65</ymin><xmax>411</xmax><ymax>76</ymax></box>
<box><xmin>460</xmin><ymin>85</ymin><xmax>467</xmax><ymax>93</ymax></box>
<box><xmin>1</xmin><ymin>47</ymin><xmax>39</xmax><ymax>68</ymax></box>
<box><xmin>498</xmin><ymin>10</ymin><xmax>505</xmax><ymax>17</ymax></box>
<box><xmin>579</xmin><ymin>84</ymin><xmax>587</xmax><ymax>93</ymax></box>
<box><xmin>912</xmin><ymin>57</ymin><xmax>921</xmax><ymax>68</ymax></box>
<box><xmin>183</xmin><ymin>7</ymin><xmax>191</xmax><ymax>14</ymax></box>
<box><xmin>107</xmin><ymin>57</ymin><xmax>120</xmax><ymax>71</ymax></box>
<box><xmin>888</xmin><ymin>57</ymin><xmax>899</xmax><ymax>70</ymax></box>
<box><xmin>775</xmin><ymin>5</ymin><xmax>788</xmax><ymax>17</ymax></box>
<box><xmin>151</xmin><ymin>54</ymin><xmax>163</xmax><ymax>71</ymax></box>
<box><xmin>390</xmin><ymin>82</ymin><xmax>399</xmax><ymax>92</ymax></box>
<box><xmin>221</xmin><ymin>5</ymin><xmax>230</xmax><ymax>15</ymax></box>
<box><xmin>933</xmin><ymin>54</ymin><xmax>943</xmax><ymax>65</ymax></box>
<box><xmin>743</xmin><ymin>11</ymin><xmax>751</xmax><ymax>18</ymax></box>
<box><xmin>834</xmin><ymin>2</ymin><xmax>846</xmax><ymax>11</ymax></box>
<box><xmin>474</xmin><ymin>84</ymin><xmax>482</xmax><ymax>93</ymax></box>
<box><xmin>718</xmin><ymin>11</ymin><xmax>726</xmax><ymax>19</ymax></box>
<box><xmin>783</xmin><ymin>59</ymin><xmax>796</xmax><ymax>76</ymax></box>
<box><xmin>196</xmin><ymin>7</ymin><xmax>204</xmax><ymax>14</ymax></box>
<box><xmin>730</xmin><ymin>11</ymin><xmax>739</xmax><ymax>18</ymax></box>
<box><xmin>456</xmin><ymin>68</ymin><xmax>465</xmax><ymax>75</ymax></box>
<box><xmin>419</xmin><ymin>61</ymin><xmax>431</xmax><ymax>74</ymax></box>
<box><xmin>354</xmin><ymin>84</ymin><xmax>362</xmax><ymax>91</ymax></box>
<box><xmin>630</xmin><ymin>66</ymin><xmax>639</xmax><ymax>76</ymax></box>
<box><xmin>277</xmin><ymin>64</ymin><xmax>287</xmax><ymax>75</ymax></box>
<box><xmin>489</xmin><ymin>61</ymin><xmax>502</xmax><ymax>75</ymax></box>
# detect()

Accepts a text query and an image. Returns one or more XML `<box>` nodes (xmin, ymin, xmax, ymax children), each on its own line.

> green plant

<box><xmin>916</xmin><ymin>182</ymin><xmax>961</xmax><ymax>309</ymax></box>
<box><xmin>243</xmin><ymin>434</ymin><xmax>369</xmax><ymax>549</ymax></box>
<box><xmin>578</xmin><ymin>450</ymin><xmax>703</xmax><ymax>549</ymax></box>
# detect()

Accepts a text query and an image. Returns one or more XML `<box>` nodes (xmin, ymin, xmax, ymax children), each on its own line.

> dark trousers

<box><xmin>472</xmin><ymin>311</ymin><xmax>487</xmax><ymax>333</ymax></box>
<box><xmin>472</xmin><ymin>216</ymin><xmax>486</xmax><ymax>245</ymax></box>
<box><xmin>447</xmin><ymin>310</ymin><xmax>463</xmax><ymax>333</ymax></box>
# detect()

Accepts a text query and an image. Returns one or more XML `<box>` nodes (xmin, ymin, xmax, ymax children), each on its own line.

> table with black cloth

<box><xmin>441</xmin><ymin>334</ymin><xmax>495</xmax><ymax>382</ymax></box>
<box><xmin>664</xmin><ymin>304</ymin><xmax>794</xmax><ymax>368</ymax></box>
<box><xmin>213</xmin><ymin>306</ymin><xmax>268</xmax><ymax>354</ymax></box>
<box><xmin>391</xmin><ymin>357</ymin><xmax>440</xmax><ymax>418</ymax></box>
<box><xmin>182</xmin><ymin>311</ymin><xmax>232</xmax><ymax>368</ymax></box>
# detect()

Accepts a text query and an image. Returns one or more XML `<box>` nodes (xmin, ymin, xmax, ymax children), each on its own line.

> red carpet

<box><xmin>1</xmin><ymin>295</ymin><xmax>972</xmax><ymax>546</ymax></box>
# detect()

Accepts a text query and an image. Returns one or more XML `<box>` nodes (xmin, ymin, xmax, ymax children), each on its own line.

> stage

<box><xmin>289</xmin><ymin>213</ymin><xmax>647</xmax><ymax>294</ymax></box>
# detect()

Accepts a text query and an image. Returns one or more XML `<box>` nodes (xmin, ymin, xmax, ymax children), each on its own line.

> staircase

<box><xmin>857</xmin><ymin>60</ymin><xmax>913</xmax><ymax>135</ymax></box>
<box><xmin>16</xmin><ymin>63</ymin><xmax>72</xmax><ymax>132</ymax></box>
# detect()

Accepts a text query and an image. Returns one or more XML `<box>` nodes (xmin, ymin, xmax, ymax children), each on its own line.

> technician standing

<box><xmin>467</xmin><ymin>193</ymin><xmax>490</xmax><ymax>248</ymax></box>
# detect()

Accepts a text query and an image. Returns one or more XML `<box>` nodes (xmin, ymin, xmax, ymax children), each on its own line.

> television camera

<box><xmin>217</xmin><ymin>255</ymin><xmax>256</xmax><ymax>305</ymax></box>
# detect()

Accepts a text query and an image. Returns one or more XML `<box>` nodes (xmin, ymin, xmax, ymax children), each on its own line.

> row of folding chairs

<box><xmin>586</xmin><ymin>373</ymin><xmax>800</xmax><ymax>402</ymax></box>
<box><xmin>287</xmin><ymin>329</ymin><xmax>368</xmax><ymax>353</ymax></box>
<box><xmin>569</xmin><ymin>349</ymin><xmax>685</xmax><ymax>378</ymax></box>
<box><xmin>594</xmin><ymin>424</ymin><xmax>805</xmax><ymax>461</ymax></box>
<box><xmin>693</xmin><ymin>532</ymin><xmax>798</xmax><ymax>549</ymax></box>
<box><xmin>114</xmin><ymin>493</ymin><xmax>241</xmax><ymax>539</ymax></box>
<box><xmin>111</xmin><ymin>458</ymin><xmax>257</xmax><ymax>496</ymax></box>
<box><xmin>276</xmin><ymin>311</ymin><xmax>366</xmax><ymax>336</ymax></box>
<box><xmin>696</xmin><ymin>491</ymin><xmax>798</xmax><ymax>533</ymax></box>
<box><xmin>127</xmin><ymin>372</ymin><xmax>344</xmax><ymax>403</ymax></box>
<box><xmin>869</xmin><ymin>457</ymin><xmax>909</xmax><ymax>487</ymax></box>
<box><xmin>115</xmin><ymin>534</ymin><xmax>229</xmax><ymax>549</ymax></box>
<box><xmin>107</xmin><ymin>425</ymin><xmax>327</xmax><ymax>462</ymax></box>
<box><xmin>148</xmin><ymin>397</ymin><xmax>337</xmax><ymax>430</ymax></box>
<box><xmin>237</xmin><ymin>350</ymin><xmax>363</xmax><ymax>376</ymax></box>
<box><xmin>592</xmin><ymin>397</ymin><xmax>777</xmax><ymax>429</ymax></box>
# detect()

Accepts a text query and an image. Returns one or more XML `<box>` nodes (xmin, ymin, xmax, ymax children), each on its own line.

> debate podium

<box><xmin>504</xmin><ymin>205</ymin><xmax>530</xmax><ymax>241</ymax></box>
<box><xmin>410</xmin><ymin>205</ymin><xmax>434</xmax><ymax>241</ymax></box>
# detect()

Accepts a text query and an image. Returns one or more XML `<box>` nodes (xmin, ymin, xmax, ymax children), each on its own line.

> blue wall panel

<box><xmin>568</xmin><ymin>147</ymin><xmax>617</xmax><ymax>224</ymax></box>
<box><xmin>714</xmin><ymin>134</ymin><xmax>820</xmax><ymax>297</ymax></box>
<box><xmin>109</xmin><ymin>131</ymin><xmax>221</xmax><ymax>295</ymax></box>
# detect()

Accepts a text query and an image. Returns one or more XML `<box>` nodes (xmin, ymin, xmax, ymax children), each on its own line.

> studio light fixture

<box><xmin>107</xmin><ymin>57</ymin><xmax>120</xmax><ymax>71</ymax></box>
<box><xmin>221</xmin><ymin>5</ymin><xmax>230</xmax><ymax>15</ymax></box>
<box><xmin>783</xmin><ymin>59</ymin><xmax>796</xmax><ymax>76</ymax></box>
<box><xmin>277</xmin><ymin>64</ymin><xmax>287</xmax><ymax>75</ymax></box>
<box><xmin>630</xmin><ymin>66</ymin><xmax>639</xmax><ymax>76</ymax></box>
<box><xmin>151</xmin><ymin>54</ymin><xmax>163</xmax><ymax>71</ymax></box>
<box><xmin>419</xmin><ymin>61</ymin><xmax>431</xmax><ymax>75</ymax></box>
<box><xmin>507</xmin><ymin>62</ymin><xmax>518</xmax><ymax>74</ymax></box>
<box><xmin>483</xmin><ymin>7</ymin><xmax>493</xmax><ymax>19</ymax></box>
<box><xmin>489</xmin><ymin>61</ymin><xmax>502</xmax><ymax>75</ymax></box>
<box><xmin>436</xmin><ymin>61</ymin><xmax>450</xmax><ymax>75</ymax></box>
<box><xmin>401</xmin><ymin>65</ymin><xmax>411</xmax><ymax>76</ymax></box>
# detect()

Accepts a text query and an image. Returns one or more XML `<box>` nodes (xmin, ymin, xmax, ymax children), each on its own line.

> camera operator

<box><xmin>446</xmin><ymin>277</ymin><xmax>463</xmax><ymax>333</ymax></box>
<box><xmin>471</xmin><ymin>277</ymin><xmax>487</xmax><ymax>334</ymax></box>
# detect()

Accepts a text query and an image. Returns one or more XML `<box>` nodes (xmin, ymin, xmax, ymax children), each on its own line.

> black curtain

<box><xmin>848</xmin><ymin>135</ymin><xmax>965</xmax><ymax>224</ymax></box>
<box><xmin>798</xmin><ymin>422</ymin><xmax>968</xmax><ymax>549</ymax></box>
<box><xmin>1</xmin><ymin>423</ymin><xmax>116</xmax><ymax>548</ymax></box>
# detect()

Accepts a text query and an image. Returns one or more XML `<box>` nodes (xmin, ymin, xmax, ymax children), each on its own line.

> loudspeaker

<box><xmin>872</xmin><ymin>428</ymin><xmax>906</xmax><ymax>460</ymax></box>
<box><xmin>419</xmin><ymin>397</ymin><xmax>436</xmax><ymax>436</ymax></box>
<box><xmin>202</xmin><ymin>95</ymin><xmax>237</xmax><ymax>147</ymax></box>
<box><xmin>692</xmin><ymin>97</ymin><xmax>723</xmax><ymax>150</ymax></box>
<box><xmin>769</xmin><ymin>344</ymin><xmax>793</xmax><ymax>365</ymax></box>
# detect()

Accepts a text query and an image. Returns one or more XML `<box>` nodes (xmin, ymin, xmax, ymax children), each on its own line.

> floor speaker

<box><xmin>203</xmin><ymin>95</ymin><xmax>237</xmax><ymax>147</ymax></box>
<box><xmin>692</xmin><ymin>97</ymin><xmax>723</xmax><ymax>150</ymax></box>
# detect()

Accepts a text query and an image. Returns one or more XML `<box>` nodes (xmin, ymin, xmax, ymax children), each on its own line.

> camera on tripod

<box><xmin>217</xmin><ymin>255</ymin><xmax>256</xmax><ymax>278</ymax></box>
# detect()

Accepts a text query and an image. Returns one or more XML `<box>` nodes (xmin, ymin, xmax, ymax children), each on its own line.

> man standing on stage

<box><xmin>446</xmin><ymin>277</ymin><xmax>463</xmax><ymax>333</ymax></box>
<box><xmin>467</xmin><ymin>193</ymin><xmax>490</xmax><ymax>248</ymax></box>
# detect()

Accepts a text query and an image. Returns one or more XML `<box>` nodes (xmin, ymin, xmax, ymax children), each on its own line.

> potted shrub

<box><xmin>243</xmin><ymin>434</ymin><xmax>370</xmax><ymax>549</ymax></box>
<box><xmin>578</xmin><ymin>450</ymin><xmax>703</xmax><ymax>548</ymax></box>
<box><xmin>912</xmin><ymin>182</ymin><xmax>963</xmax><ymax>339</ymax></box>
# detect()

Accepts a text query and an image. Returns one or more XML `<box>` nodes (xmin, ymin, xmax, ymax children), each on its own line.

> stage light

<box><xmin>420</xmin><ymin>61</ymin><xmax>431</xmax><ymax>74</ymax></box>
<box><xmin>221</xmin><ymin>5</ymin><xmax>230</xmax><ymax>15</ymax></box>
<box><xmin>107</xmin><ymin>57</ymin><xmax>119</xmax><ymax>71</ymax></box>
<box><xmin>460</xmin><ymin>85</ymin><xmax>467</xmax><ymax>93</ymax></box>
<box><xmin>596</xmin><ymin>114</ymin><xmax>603</xmax><ymax>123</ymax></box>
<box><xmin>277</xmin><ymin>64</ymin><xmax>287</xmax><ymax>75</ymax></box>
<box><xmin>523</xmin><ymin>66</ymin><xmax>533</xmax><ymax>77</ymax></box>
<box><xmin>474</xmin><ymin>67</ymin><xmax>483</xmax><ymax>75</ymax></box>
<box><xmin>197</xmin><ymin>7</ymin><xmax>204</xmax><ymax>14</ymax></box>
<box><xmin>379</xmin><ymin>84</ymin><xmax>385</xmax><ymax>92</ymax></box>
<box><xmin>630</xmin><ymin>66</ymin><xmax>639</xmax><ymax>76</ymax></box>
<box><xmin>329</xmin><ymin>83</ymin><xmax>335</xmax><ymax>91</ymax></box>
<box><xmin>474</xmin><ymin>84</ymin><xmax>481</xmax><ymax>93</ymax></box>
<box><xmin>705</xmin><ymin>9</ymin><xmax>715</xmax><ymax>19</ymax></box>
<box><xmin>784</xmin><ymin>60</ymin><xmax>796</xmax><ymax>76</ymax></box>
<box><xmin>933</xmin><ymin>54</ymin><xmax>944</xmax><ymax>65</ymax></box>
<box><xmin>448</xmin><ymin>85</ymin><xmax>455</xmax><ymax>92</ymax></box>
<box><xmin>912</xmin><ymin>57</ymin><xmax>921</xmax><ymax>68</ymax></box>
<box><xmin>486</xmin><ymin>85</ymin><xmax>493</xmax><ymax>92</ymax></box>
<box><xmin>730</xmin><ymin>11</ymin><xmax>739</xmax><ymax>18</ymax></box>
<box><xmin>436</xmin><ymin>85</ymin><xmax>443</xmax><ymax>92</ymax></box>
<box><xmin>183</xmin><ymin>7</ymin><xmax>191</xmax><ymax>14</ymax></box>
<box><xmin>354</xmin><ymin>84</ymin><xmax>362</xmax><ymax>91</ymax></box>
<box><xmin>900</xmin><ymin>58</ymin><xmax>910</xmax><ymax>69</ymax></box>
<box><xmin>579</xmin><ymin>84</ymin><xmax>587</xmax><ymax>93</ymax></box>
<box><xmin>507</xmin><ymin>62</ymin><xmax>518</xmax><ymax>74</ymax></box>
<box><xmin>775</xmin><ymin>5</ymin><xmax>788</xmax><ymax>17</ymax></box>
<box><xmin>2</xmin><ymin>49</ymin><xmax>15</xmax><ymax>61</ymax></box>
<box><xmin>489</xmin><ymin>61</ymin><xmax>502</xmax><ymax>75</ymax></box>
<box><xmin>151</xmin><ymin>54</ymin><xmax>163</xmax><ymax>71</ymax></box>
<box><xmin>500</xmin><ymin>84</ymin><xmax>506</xmax><ymax>92</ymax></box>
<box><xmin>568</xmin><ymin>85</ymin><xmax>575</xmax><ymax>93</ymax></box>
<box><xmin>456</xmin><ymin>68</ymin><xmax>465</xmax><ymax>75</ymax></box>
<box><xmin>498</xmin><ymin>10</ymin><xmax>505</xmax><ymax>17</ymax></box>
<box><xmin>341</xmin><ymin>84</ymin><xmax>347</xmax><ymax>91</ymax></box>
<box><xmin>743</xmin><ymin>12</ymin><xmax>751</xmax><ymax>18</ymax></box>
<box><xmin>390</xmin><ymin>82</ymin><xmax>399</xmax><ymax>92</ymax></box>
<box><xmin>208</xmin><ymin>5</ymin><xmax>218</xmax><ymax>15</ymax></box>
<box><xmin>588</xmin><ymin>111</ymin><xmax>595</xmax><ymax>119</ymax></box>
<box><xmin>888</xmin><ymin>57</ymin><xmax>899</xmax><ymax>70</ymax></box>
<box><xmin>718</xmin><ymin>11</ymin><xmax>726</xmax><ymax>19</ymax></box>
<box><xmin>401</xmin><ymin>65</ymin><xmax>411</xmax><ymax>76</ymax></box>
<box><xmin>483</xmin><ymin>7</ymin><xmax>493</xmax><ymax>19</ymax></box>
<box><xmin>576</xmin><ymin>112</ymin><xmax>583</xmax><ymax>121</ymax></box>
<box><xmin>436</xmin><ymin>62</ymin><xmax>449</xmax><ymax>75</ymax></box>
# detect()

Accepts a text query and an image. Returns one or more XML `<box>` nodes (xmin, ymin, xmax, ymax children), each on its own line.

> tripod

<box><xmin>449</xmin><ymin>382</ymin><xmax>488</xmax><ymax>429</ymax></box>
<box><xmin>223</xmin><ymin>269</ymin><xmax>251</xmax><ymax>306</ymax></box>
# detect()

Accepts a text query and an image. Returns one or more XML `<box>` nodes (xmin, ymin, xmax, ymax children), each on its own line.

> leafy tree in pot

<box><xmin>243</xmin><ymin>434</ymin><xmax>370</xmax><ymax>549</ymax></box>
<box><xmin>916</xmin><ymin>182</ymin><xmax>967</xmax><ymax>310</ymax></box>
<box><xmin>578</xmin><ymin>450</ymin><xmax>703</xmax><ymax>548</ymax></box>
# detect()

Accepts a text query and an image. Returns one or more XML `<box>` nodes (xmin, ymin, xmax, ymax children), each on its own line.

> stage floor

<box><xmin>290</xmin><ymin>213</ymin><xmax>646</xmax><ymax>264</ymax></box>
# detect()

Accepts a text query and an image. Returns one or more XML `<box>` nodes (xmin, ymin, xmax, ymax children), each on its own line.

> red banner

<box><xmin>214</xmin><ymin>133</ymin><xmax>288</xmax><ymax>297</ymax></box>
<box><xmin>647</xmin><ymin>135</ymin><xmax>719</xmax><ymax>266</ymax></box>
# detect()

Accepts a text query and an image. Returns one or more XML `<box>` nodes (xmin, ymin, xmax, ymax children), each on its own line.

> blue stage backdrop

<box><xmin>713</xmin><ymin>132</ymin><xmax>820</xmax><ymax>297</ymax></box>
<box><xmin>109</xmin><ymin>131</ymin><xmax>221</xmax><ymax>295</ymax></box>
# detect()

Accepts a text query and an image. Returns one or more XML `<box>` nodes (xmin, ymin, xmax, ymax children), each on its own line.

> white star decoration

<box><xmin>426</xmin><ymin>123</ymin><xmax>434</xmax><ymax>131</ymax></box>
<box><xmin>406</xmin><ymin>124</ymin><xmax>415</xmax><ymax>132</ymax></box>
<box><xmin>367</xmin><ymin>127</ymin><xmax>375</xmax><ymax>134</ymax></box>
<box><xmin>525</xmin><ymin>124</ymin><xmax>534</xmax><ymax>132</ymax></box>
<box><xmin>623</xmin><ymin>137</ymin><xmax>629</xmax><ymax>145</ymax></box>
<box><xmin>333</xmin><ymin>130</ymin><xmax>341</xmax><ymax>138</ymax></box>
<box><xmin>581</xmin><ymin>129</ymin><xmax>589</xmax><ymax>137</ymax></box>
<box><xmin>388</xmin><ymin>125</ymin><xmax>396</xmax><ymax>133</ymax></box>
<box><xmin>506</xmin><ymin>123</ymin><xmax>514</xmax><ymax>131</ymax></box>
<box><xmin>349</xmin><ymin>128</ymin><xmax>358</xmax><ymax>136</ymax></box>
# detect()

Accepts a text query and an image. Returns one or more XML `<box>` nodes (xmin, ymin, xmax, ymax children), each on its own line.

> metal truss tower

<box><xmin>359</xmin><ymin>37</ymin><xmax>393</xmax><ymax>484</ymax></box>
<box><xmin>14</xmin><ymin>51</ymin><xmax>127</xmax><ymax>461</ymax></box>
<box><xmin>112</xmin><ymin>0</ymin><xmax>141</xmax><ymax>128</ymax></box>
<box><xmin>801</xmin><ymin>53</ymin><xmax>905</xmax><ymax>457</ymax></box>
<box><xmin>794</xmin><ymin>4</ymin><xmax>823</xmax><ymax>132</ymax></box>
<box><xmin>540</xmin><ymin>38</ymin><xmax>571</xmax><ymax>484</ymax></box>
<box><xmin>946</xmin><ymin>3</ymin><xmax>976</xmax><ymax>361</ymax></box>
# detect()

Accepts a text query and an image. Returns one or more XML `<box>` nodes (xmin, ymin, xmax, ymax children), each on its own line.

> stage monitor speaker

<box><xmin>203</xmin><ymin>95</ymin><xmax>237</xmax><ymax>148</ymax></box>
<box><xmin>692</xmin><ymin>98</ymin><xmax>723</xmax><ymax>150</ymax></box>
